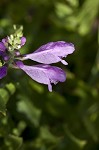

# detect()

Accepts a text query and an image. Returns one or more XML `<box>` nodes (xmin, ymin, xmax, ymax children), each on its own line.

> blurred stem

<box><xmin>83</xmin><ymin>116</ymin><xmax>98</xmax><ymax>142</ymax></box>
<box><xmin>88</xmin><ymin>26</ymin><xmax>99</xmax><ymax>85</ymax></box>
<box><xmin>63</xmin><ymin>125</ymin><xmax>87</xmax><ymax>149</ymax></box>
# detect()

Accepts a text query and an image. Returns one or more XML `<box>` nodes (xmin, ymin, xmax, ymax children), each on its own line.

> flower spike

<box><xmin>0</xmin><ymin>25</ymin><xmax>75</xmax><ymax>91</ymax></box>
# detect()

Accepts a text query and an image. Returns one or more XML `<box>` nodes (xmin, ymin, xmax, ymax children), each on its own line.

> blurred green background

<box><xmin>0</xmin><ymin>0</ymin><xmax>98</xmax><ymax>149</ymax></box>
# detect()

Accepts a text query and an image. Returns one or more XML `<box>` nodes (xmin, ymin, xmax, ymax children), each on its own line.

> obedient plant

<box><xmin>0</xmin><ymin>25</ymin><xmax>75</xmax><ymax>91</ymax></box>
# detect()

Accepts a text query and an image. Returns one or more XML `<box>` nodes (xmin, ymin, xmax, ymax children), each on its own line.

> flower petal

<box><xmin>21</xmin><ymin>37</ymin><xmax>26</xmax><ymax>46</ymax></box>
<box><xmin>0</xmin><ymin>42</ymin><xmax>6</xmax><ymax>52</ymax></box>
<box><xmin>0</xmin><ymin>51</ymin><xmax>4</xmax><ymax>56</ymax></box>
<box><xmin>0</xmin><ymin>51</ymin><xmax>9</xmax><ymax>61</ymax></box>
<box><xmin>16</xmin><ymin>61</ymin><xmax>66</xmax><ymax>92</ymax></box>
<box><xmin>23</xmin><ymin>41</ymin><xmax>75</xmax><ymax>65</ymax></box>
<box><xmin>2</xmin><ymin>37</ymin><xmax>8</xmax><ymax>45</ymax></box>
<box><xmin>0</xmin><ymin>66</ymin><xmax>7</xmax><ymax>79</ymax></box>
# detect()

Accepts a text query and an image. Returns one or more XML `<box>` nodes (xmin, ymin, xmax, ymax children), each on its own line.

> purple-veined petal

<box><xmin>23</xmin><ymin>41</ymin><xmax>75</xmax><ymax>65</ymax></box>
<box><xmin>0</xmin><ymin>66</ymin><xmax>7</xmax><ymax>79</ymax></box>
<box><xmin>0</xmin><ymin>42</ymin><xmax>6</xmax><ymax>52</ymax></box>
<box><xmin>21</xmin><ymin>37</ymin><xmax>26</xmax><ymax>46</ymax></box>
<box><xmin>16</xmin><ymin>61</ymin><xmax>66</xmax><ymax>92</ymax></box>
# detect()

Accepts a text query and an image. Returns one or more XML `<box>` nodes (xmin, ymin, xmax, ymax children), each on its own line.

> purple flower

<box><xmin>21</xmin><ymin>37</ymin><xmax>26</xmax><ymax>46</ymax></box>
<box><xmin>0</xmin><ymin>66</ymin><xmax>7</xmax><ymax>79</ymax></box>
<box><xmin>0</xmin><ymin>36</ymin><xmax>75</xmax><ymax>91</ymax></box>
<box><xmin>23</xmin><ymin>41</ymin><xmax>75</xmax><ymax>65</ymax></box>
<box><xmin>0</xmin><ymin>42</ymin><xmax>6</xmax><ymax>52</ymax></box>
<box><xmin>2</xmin><ymin>37</ymin><xmax>8</xmax><ymax>45</ymax></box>
<box><xmin>16</xmin><ymin>61</ymin><xmax>66</xmax><ymax>92</ymax></box>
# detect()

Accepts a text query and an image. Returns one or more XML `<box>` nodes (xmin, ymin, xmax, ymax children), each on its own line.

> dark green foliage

<box><xmin>0</xmin><ymin>0</ymin><xmax>98</xmax><ymax>149</ymax></box>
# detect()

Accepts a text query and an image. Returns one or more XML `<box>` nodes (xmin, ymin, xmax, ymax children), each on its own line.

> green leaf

<box><xmin>77</xmin><ymin>0</ymin><xmax>99</xmax><ymax>35</ymax></box>
<box><xmin>55</xmin><ymin>2</ymin><xmax>73</xmax><ymax>17</ymax></box>
<box><xmin>64</xmin><ymin>126</ymin><xmax>87</xmax><ymax>149</ymax></box>
<box><xmin>0</xmin><ymin>83</ymin><xmax>16</xmax><ymax>116</ymax></box>
<box><xmin>6</xmin><ymin>83</ymin><xmax>16</xmax><ymax>95</ymax></box>
<box><xmin>29</xmin><ymin>80</ymin><xmax>44</xmax><ymax>94</ymax></box>
<box><xmin>4</xmin><ymin>134</ymin><xmax>23</xmax><ymax>150</ymax></box>
<box><xmin>67</xmin><ymin>0</ymin><xmax>79</xmax><ymax>7</ymax></box>
<box><xmin>0</xmin><ymin>89</ymin><xmax>9</xmax><ymax>116</ymax></box>
<box><xmin>83</xmin><ymin>116</ymin><xmax>98</xmax><ymax>142</ymax></box>
<box><xmin>46</xmin><ymin>92</ymin><xmax>67</xmax><ymax>117</ymax></box>
<box><xmin>40</xmin><ymin>126</ymin><xmax>58</xmax><ymax>143</ymax></box>
<box><xmin>17</xmin><ymin>95</ymin><xmax>41</xmax><ymax>127</ymax></box>
<box><xmin>33</xmin><ymin>126</ymin><xmax>58</xmax><ymax>149</ymax></box>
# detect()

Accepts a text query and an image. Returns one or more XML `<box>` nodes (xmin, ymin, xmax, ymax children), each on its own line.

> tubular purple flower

<box><xmin>0</xmin><ymin>66</ymin><xmax>7</xmax><ymax>79</ymax></box>
<box><xmin>16</xmin><ymin>61</ymin><xmax>66</xmax><ymax>92</ymax></box>
<box><xmin>23</xmin><ymin>41</ymin><xmax>75</xmax><ymax>65</ymax></box>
